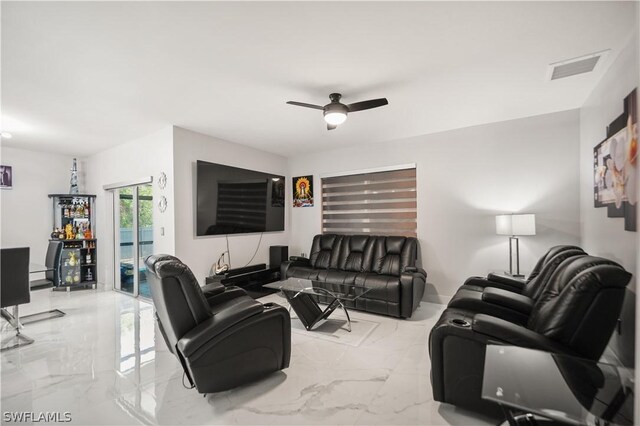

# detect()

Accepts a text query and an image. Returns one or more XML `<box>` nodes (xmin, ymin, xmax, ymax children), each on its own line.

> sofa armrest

<box><xmin>399</xmin><ymin>269</ymin><xmax>427</xmax><ymax>318</ymax></box>
<box><xmin>404</xmin><ymin>266</ymin><xmax>427</xmax><ymax>280</ymax></box>
<box><xmin>177</xmin><ymin>298</ymin><xmax>264</xmax><ymax>358</ymax></box>
<box><xmin>481</xmin><ymin>287</ymin><xmax>533</xmax><ymax>316</ymax></box>
<box><xmin>281</xmin><ymin>257</ymin><xmax>311</xmax><ymax>279</ymax></box>
<box><xmin>463</xmin><ymin>275</ymin><xmax>525</xmax><ymax>293</ymax></box>
<box><xmin>472</xmin><ymin>314</ymin><xmax>575</xmax><ymax>355</ymax></box>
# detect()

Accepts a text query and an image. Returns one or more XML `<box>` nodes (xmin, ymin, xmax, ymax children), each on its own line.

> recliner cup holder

<box><xmin>262</xmin><ymin>302</ymin><xmax>277</xmax><ymax>309</ymax></box>
<box><xmin>450</xmin><ymin>318</ymin><xmax>471</xmax><ymax>327</ymax></box>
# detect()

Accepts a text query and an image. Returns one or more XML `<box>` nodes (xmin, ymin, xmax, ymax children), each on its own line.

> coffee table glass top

<box><xmin>263</xmin><ymin>278</ymin><xmax>372</xmax><ymax>302</ymax></box>
<box><xmin>482</xmin><ymin>345</ymin><xmax>634</xmax><ymax>426</ymax></box>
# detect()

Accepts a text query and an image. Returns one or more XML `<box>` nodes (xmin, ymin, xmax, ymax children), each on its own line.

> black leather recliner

<box><xmin>460</xmin><ymin>245</ymin><xmax>583</xmax><ymax>293</ymax></box>
<box><xmin>447</xmin><ymin>247</ymin><xmax>586</xmax><ymax>325</ymax></box>
<box><xmin>145</xmin><ymin>255</ymin><xmax>291</xmax><ymax>393</ymax></box>
<box><xmin>429</xmin><ymin>255</ymin><xmax>632</xmax><ymax>416</ymax></box>
<box><xmin>281</xmin><ymin>234</ymin><xmax>426</xmax><ymax>318</ymax></box>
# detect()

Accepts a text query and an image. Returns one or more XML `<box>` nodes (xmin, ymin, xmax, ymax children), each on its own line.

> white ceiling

<box><xmin>1</xmin><ymin>1</ymin><xmax>637</xmax><ymax>157</ymax></box>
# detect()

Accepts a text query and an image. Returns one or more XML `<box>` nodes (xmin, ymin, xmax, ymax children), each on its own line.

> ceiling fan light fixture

<box><xmin>324</xmin><ymin>111</ymin><xmax>347</xmax><ymax>125</ymax></box>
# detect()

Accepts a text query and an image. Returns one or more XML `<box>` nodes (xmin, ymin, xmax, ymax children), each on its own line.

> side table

<box><xmin>482</xmin><ymin>345</ymin><xmax>634</xmax><ymax>426</ymax></box>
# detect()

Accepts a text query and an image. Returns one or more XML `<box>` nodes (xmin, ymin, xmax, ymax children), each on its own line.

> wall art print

<box><xmin>0</xmin><ymin>165</ymin><xmax>12</xmax><ymax>189</ymax></box>
<box><xmin>293</xmin><ymin>175</ymin><xmax>313</xmax><ymax>207</ymax></box>
<box><xmin>594</xmin><ymin>88</ymin><xmax>637</xmax><ymax>231</ymax></box>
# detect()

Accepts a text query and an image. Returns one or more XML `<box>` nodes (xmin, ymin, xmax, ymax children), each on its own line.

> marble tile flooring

<box><xmin>1</xmin><ymin>286</ymin><xmax>495</xmax><ymax>425</ymax></box>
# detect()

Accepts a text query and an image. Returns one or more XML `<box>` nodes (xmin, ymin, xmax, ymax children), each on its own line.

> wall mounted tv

<box><xmin>196</xmin><ymin>160</ymin><xmax>285</xmax><ymax>236</ymax></box>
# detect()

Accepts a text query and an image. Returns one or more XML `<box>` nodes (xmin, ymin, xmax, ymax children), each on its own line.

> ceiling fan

<box><xmin>286</xmin><ymin>93</ymin><xmax>389</xmax><ymax>130</ymax></box>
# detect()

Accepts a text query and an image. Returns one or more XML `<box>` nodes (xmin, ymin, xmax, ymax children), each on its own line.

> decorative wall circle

<box><xmin>157</xmin><ymin>172</ymin><xmax>167</xmax><ymax>190</ymax></box>
<box><xmin>158</xmin><ymin>196</ymin><xmax>167</xmax><ymax>213</ymax></box>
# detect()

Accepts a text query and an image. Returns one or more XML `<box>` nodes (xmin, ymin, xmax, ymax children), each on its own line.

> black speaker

<box><xmin>269</xmin><ymin>246</ymin><xmax>288</xmax><ymax>269</ymax></box>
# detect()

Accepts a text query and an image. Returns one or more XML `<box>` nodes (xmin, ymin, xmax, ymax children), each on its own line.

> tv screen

<box><xmin>196</xmin><ymin>160</ymin><xmax>285</xmax><ymax>236</ymax></box>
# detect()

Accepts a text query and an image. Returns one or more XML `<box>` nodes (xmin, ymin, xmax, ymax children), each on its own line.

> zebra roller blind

<box><xmin>321</xmin><ymin>167</ymin><xmax>417</xmax><ymax>237</ymax></box>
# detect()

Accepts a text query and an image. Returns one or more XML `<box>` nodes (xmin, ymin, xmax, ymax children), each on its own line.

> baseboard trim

<box><xmin>423</xmin><ymin>294</ymin><xmax>452</xmax><ymax>306</ymax></box>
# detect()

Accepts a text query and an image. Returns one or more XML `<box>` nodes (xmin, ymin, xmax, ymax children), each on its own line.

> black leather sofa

<box><xmin>145</xmin><ymin>254</ymin><xmax>291</xmax><ymax>394</ymax></box>
<box><xmin>429</xmin><ymin>255</ymin><xmax>632</xmax><ymax>416</ymax></box>
<box><xmin>446</xmin><ymin>246</ymin><xmax>586</xmax><ymax>324</ymax></box>
<box><xmin>281</xmin><ymin>234</ymin><xmax>426</xmax><ymax>318</ymax></box>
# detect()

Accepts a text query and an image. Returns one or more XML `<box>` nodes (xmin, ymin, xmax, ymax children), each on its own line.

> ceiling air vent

<box><xmin>548</xmin><ymin>50</ymin><xmax>609</xmax><ymax>81</ymax></box>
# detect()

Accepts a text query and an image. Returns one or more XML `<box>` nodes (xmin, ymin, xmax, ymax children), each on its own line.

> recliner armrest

<box><xmin>472</xmin><ymin>314</ymin><xmax>575</xmax><ymax>355</ymax></box>
<box><xmin>201</xmin><ymin>282</ymin><xmax>226</xmax><ymax>298</ymax></box>
<box><xmin>463</xmin><ymin>275</ymin><xmax>525</xmax><ymax>293</ymax></box>
<box><xmin>289</xmin><ymin>256</ymin><xmax>309</xmax><ymax>263</ymax></box>
<box><xmin>177</xmin><ymin>298</ymin><xmax>264</xmax><ymax>358</ymax></box>
<box><xmin>481</xmin><ymin>287</ymin><xmax>533</xmax><ymax>315</ymax></box>
<box><xmin>486</xmin><ymin>273</ymin><xmax>526</xmax><ymax>289</ymax></box>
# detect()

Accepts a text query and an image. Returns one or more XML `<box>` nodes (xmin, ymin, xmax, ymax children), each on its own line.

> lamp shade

<box><xmin>495</xmin><ymin>214</ymin><xmax>536</xmax><ymax>236</ymax></box>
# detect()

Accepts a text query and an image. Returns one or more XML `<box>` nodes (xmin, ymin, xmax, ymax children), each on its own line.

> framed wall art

<box><xmin>0</xmin><ymin>165</ymin><xmax>12</xmax><ymax>189</ymax></box>
<box><xmin>593</xmin><ymin>88</ymin><xmax>637</xmax><ymax>231</ymax></box>
<box><xmin>293</xmin><ymin>175</ymin><xmax>313</xmax><ymax>207</ymax></box>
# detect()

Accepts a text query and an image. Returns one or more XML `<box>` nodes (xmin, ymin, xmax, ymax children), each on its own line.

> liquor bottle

<box><xmin>86</xmin><ymin>269</ymin><xmax>93</xmax><ymax>282</ymax></box>
<box><xmin>86</xmin><ymin>249</ymin><xmax>92</xmax><ymax>264</ymax></box>
<box><xmin>85</xmin><ymin>200</ymin><xmax>90</xmax><ymax>218</ymax></box>
<box><xmin>64</xmin><ymin>203</ymin><xmax>69</xmax><ymax>218</ymax></box>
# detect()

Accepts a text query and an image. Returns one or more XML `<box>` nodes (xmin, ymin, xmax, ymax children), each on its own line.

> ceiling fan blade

<box><xmin>327</xmin><ymin>123</ymin><xmax>337</xmax><ymax>131</ymax></box>
<box><xmin>286</xmin><ymin>101</ymin><xmax>324</xmax><ymax>110</ymax></box>
<box><xmin>347</xmin><ymin>98</ymin><xmax>388</xmax><ymax>112</ymax></box>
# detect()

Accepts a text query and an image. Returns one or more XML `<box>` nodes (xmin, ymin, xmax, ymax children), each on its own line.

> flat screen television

<box><xmin>196</xmin><ymin>160</ymin><xmax>285</xmax><ymax>236</ymax></box>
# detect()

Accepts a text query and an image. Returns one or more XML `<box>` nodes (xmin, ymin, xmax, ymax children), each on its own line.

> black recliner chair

<box><xmin>145</xmin><ymin>255</ymin><xmax>291</xmax><ymax>393</ymax></box>
<box><xmin>459</xmin><ymin>245</ymin><xmax>583</xmax><ymax>293</ymax></box>
<box><xmin>429</xmin><ymin>255</ymin><xmax>632</xmax><ymax>416</ymax></box>
<box><xmin>446</xmin><ymin>247</ymin><xmax>586</xmax><ymax>324</ymax></box>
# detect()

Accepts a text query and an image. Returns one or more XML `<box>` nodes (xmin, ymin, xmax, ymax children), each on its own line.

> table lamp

<box><xmin>495</xmin><ymin>213</ymin><xmax>536</xmax><ymax>277</ymax></box>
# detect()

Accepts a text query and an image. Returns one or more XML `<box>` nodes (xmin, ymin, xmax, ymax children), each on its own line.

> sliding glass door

<box><xmin>113</xmin><ymin>184</ymin><xmax>153</xmax><ymax>298</ymax></box>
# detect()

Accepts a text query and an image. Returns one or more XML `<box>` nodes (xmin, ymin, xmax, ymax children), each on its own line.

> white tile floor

<box><xmin>1</xmin><ymin>286</ymin><xmax>495</xmax><ymax>425</ymax></box>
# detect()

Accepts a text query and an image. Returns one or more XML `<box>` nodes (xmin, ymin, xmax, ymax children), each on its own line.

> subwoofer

<box><xmin>269</xmin><ymin>246</ymin><xmax>288</xmax><ymax>269</ymax></box>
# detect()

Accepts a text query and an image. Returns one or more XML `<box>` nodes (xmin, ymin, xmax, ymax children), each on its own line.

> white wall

<box><xmin>288</xmin><ymin>110</ymin><xmax>581</xmax><ymax>302</ymax></box>
<box><xmin>0</xmin><ymin>146</ymin><xmax>76</xmax><ymax>269</ymax></box>
<box><xmin>579</xmin><ymin>28</ymin><xmax>639</xmax><ymax>368</ymax></box>
<box><xmin>84</xmin><ymin>126</ymin><xmax>175</xmax><ymax>286</ymax></box>
<box><xmin>172</xmin><ymin>127</ymin><xmax>289</xmax><ymax>284</ymax></box>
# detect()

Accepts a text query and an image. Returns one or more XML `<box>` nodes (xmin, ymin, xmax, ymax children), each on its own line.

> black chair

<box><xmin>429</xmin><ymin>255</ymin><xmax>632</xmax><ymax>416</ymax></box>
<box><xmin>145</xmin><ymin>254</ymin><xmax>291</xmax><ymax>393</ymax></box>
<box><xmin>446</xmin><ymin>248</ymin><xmax>586</xmax><ymax>325</ymax></box>
<box><xmin>459</xmin><ymin>245</ymin><xmax>583</xmax><ymax>293</ymax></box>
<box><xmin>1</xmin><ymin>247</ymin><xmax>34</xmax><ymax>351</ymax></box>
<box><xmin>29</xmin><ymin>240</ymin><xmax>63</xmax><ymax>290</ymax></box>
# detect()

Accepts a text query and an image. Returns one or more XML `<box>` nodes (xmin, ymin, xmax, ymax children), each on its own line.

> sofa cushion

<box><xmin>286</xmin><ymin>265</ymin><xmax>320</xmax><ymax>280</ymax></box>
<box><xmin>316</xmin><ymin>269</ymin><xmax>358</xmax><ymax>285</ymax></box>
<box><xmin>309</xmin><ymin>234</ymin><xmax>343</xmax><ymax>269</ymax></box>
<box><xmin>373</xmin><ymin>236</ymin><xmax>417</xmax><ymax>277</ymax></box>
<box><xmin>354</xmin><ymin>272</ymin><xmax>400</xmax><ymax>303</ymax></box>
<box><xmin>338</xmin><ymin>235</ymin><xmax>376</xmax><ymax>272</ymax></box>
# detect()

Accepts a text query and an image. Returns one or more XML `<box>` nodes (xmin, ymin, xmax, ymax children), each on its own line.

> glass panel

<box><xmin>114</xmin><ymin>187</ymin><xmax>135</xmax><ymax>295</ymax></box>
<box><xmin>137</xmin><ymin>184</ymin><xmax>153</xmax><ymax>299</ymax></box>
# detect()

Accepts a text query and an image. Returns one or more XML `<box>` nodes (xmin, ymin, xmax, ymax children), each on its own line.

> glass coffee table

<box><xmin>263</xmin><ymin>278</ymin><xmax>371</xmax><ymax>332</ymax></box>
<box><xmin>482</xmin><ymin>345</ymin><xmax>634</xmax><ymax>425</ymax></box>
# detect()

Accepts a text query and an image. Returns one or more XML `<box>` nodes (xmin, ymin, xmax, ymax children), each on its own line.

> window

<box><xmin>321</xmin><ymin>167</ymin><xmax>417</xmax><ymax>237</ymax></box>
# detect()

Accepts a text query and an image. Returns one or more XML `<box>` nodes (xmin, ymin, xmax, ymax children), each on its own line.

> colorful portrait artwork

<box><xmin>593</xmin><ymin>88</ymin><xmax>637</xmax><ymax>231</ymax></box>
<box><xmin>293</xmin><ymin>175</ymin><xmax>313</xmax><ymax>207</ymax></box>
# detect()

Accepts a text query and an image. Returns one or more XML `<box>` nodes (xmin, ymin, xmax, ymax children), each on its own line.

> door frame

<box><xmin>104</xmin><ymin>176</ymin><xmax>152</xmax><ymax>298</ymax></box>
